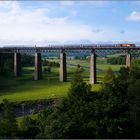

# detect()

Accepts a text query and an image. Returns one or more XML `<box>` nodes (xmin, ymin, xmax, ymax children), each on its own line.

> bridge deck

<box><xmin>0</xmin><ymin>45</ymin><xmax>140</xmax><ymax>54</ymax></box>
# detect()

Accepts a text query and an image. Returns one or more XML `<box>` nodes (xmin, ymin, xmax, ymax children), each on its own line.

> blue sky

<box><xmin>0</xmin><ymin>1</ymin><xmax>140</xmax><ymax>45</ymax></box>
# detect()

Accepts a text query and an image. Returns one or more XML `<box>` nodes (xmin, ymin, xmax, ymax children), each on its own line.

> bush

<box><xmin>107</xmin><ymin>55</ymin><xmax>125</xmax><ymax>65</ymax></box>
<box><xmin>0</xmin><ymin>99</ymin><xmax>18</xmax><ymax>138</ymax></box>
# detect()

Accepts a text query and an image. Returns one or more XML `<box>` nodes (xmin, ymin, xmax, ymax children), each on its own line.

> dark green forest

<box><xmin>0</xmin><ymin>66</ymin><xmax>140</xmax><ymax>138</ymax></box>
<box><xmin>107</xmin><ymin>55</ymin><xmax>126</xmax><ymax>65</ymax></box>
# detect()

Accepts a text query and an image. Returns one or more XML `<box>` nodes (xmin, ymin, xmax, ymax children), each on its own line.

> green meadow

<box><xmin>0</xmin><ymin>58</ymin><xmax>124</xmax><ymax>103</ymax></box>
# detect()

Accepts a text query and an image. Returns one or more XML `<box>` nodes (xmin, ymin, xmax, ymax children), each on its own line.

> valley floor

<box><xmin>0</xmin><ymin>59</ymin><xmax>124</xmax><ymax>103</ymax></box>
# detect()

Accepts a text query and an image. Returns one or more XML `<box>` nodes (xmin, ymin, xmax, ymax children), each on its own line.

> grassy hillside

<box><xmin>0</xmin><ymin>67</ymin><xmax>102</xmax><ymax>102</ymax></box>
<box><xmin>0</xmin><ymin>58</ymin><xmax>124</xmax><ymax>103</ymax></box>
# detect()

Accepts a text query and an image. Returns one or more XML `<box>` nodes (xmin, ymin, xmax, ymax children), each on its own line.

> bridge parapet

<box><xmin>1</xmin><ymin>48</ymin><xmax>140</xmax><ymax>56</ymax></box>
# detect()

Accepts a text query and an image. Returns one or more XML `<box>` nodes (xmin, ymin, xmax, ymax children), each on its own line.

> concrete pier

<box><xmin>14</xmin><ymin>52</ymin><xmax>21</xmax><ymax>77</ymax></box>
<box><xmin>59</xmin><ymin>50</ymin><xmax>67</xmax><ymax>82</ymax></box>
<box><xmin>126</xmin><ymin>50</ymin><xmax>131</xmax><ymax>68</ymax></box>
<box><xmin>90</xmin><ymin>49</ymin><xmax>96</xmax><ymax>84</ymax></box>
<box><xmin>34</xmin><ymin>53</ymin><xmax>42</xmax><ymax>80</ymax></box>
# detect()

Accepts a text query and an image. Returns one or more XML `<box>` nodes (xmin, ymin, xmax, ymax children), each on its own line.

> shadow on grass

<box><xmin>0</xmin><ymin>67</ymin><xmax>103</xmax><ymax>98</ymax></box>
<box><xmin>0</xmin><ymin>73</ymin><xmax>69</xmax><ymax>97</ymax></box>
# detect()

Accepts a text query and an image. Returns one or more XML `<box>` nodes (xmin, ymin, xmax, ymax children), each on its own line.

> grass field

<box><xmin>67</xmin><ymin>58</ymin><xmax>124</xmax><ymax>71</ymax></box>
<box><xmin>0</xmin><ymin>58</ymin><xmax>124</xmax><ymax>103</ymax></box>
<box><xmin>16</xmin><ymin>114</ymin><xmax>38</xmax><ymax>126</ymax></box>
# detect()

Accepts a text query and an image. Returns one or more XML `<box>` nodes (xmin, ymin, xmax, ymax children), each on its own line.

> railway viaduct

<box><xmin>0</xmin><ymin>44</ymin><xmax>140</xmax><ymax>84</ymax></box>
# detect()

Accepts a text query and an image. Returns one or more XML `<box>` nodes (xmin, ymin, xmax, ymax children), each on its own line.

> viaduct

<box><xmin>0</xmin><ymin>44</ymin><xmax>140</xmax><ymax>84</ymax></box>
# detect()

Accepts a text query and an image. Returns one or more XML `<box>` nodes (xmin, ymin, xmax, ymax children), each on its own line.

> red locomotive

<box><xmin>116</xmin><ymin>44</ymin><xmax>135</xmax><ymax>48</ymax></box>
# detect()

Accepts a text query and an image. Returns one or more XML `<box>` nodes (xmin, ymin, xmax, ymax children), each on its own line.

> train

<box><xmin>116</xmin><ymin>44</ymin><xmax>136</xmax><ymax>48</ymax></box>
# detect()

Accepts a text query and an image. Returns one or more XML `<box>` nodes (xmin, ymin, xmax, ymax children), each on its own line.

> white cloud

<box><xmin>0</xmin><ymin>1</ymin><xmax>138</xmax><ymax>46</ymax></box>
<box><xmin>126</xmin><ymin>11</ymin><xmax>140</xmax><ymax>21</ymax></box>
<box><xmin>60</xmin><ymin>1</ymin><xmax>75</xmax><ymax>6</ymax></box>
<box><xmin>0</xmin><ymin>1</ymin><xmax>109</xmax><ymax>45</ymax></box>
<box><xmin>0</xmin><ymin>1</ymin><xmax>71</xmax><ymax>44</ymax></box>
<box><xmin>135</xmin><ymin>1</ymin><xmax>140</xmax><ymax>5</ymax></box>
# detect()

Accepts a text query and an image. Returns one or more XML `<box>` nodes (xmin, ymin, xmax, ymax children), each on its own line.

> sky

<box><xmin>0</xmin><ymin>0</ymin><xmax>140</xmax><ymax>46</ymax></box>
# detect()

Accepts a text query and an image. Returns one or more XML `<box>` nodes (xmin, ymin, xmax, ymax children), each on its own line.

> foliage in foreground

<box><xmin>0</xmin><ymin>99</ymin><xmax>18</xmax><ymax>138</ymax></box>
<box><xmin>0</xmin><ymin>67</ymin><xmax>140</xmax><ymax>138</ymax></box>
<box><xmin>107</xmin><ymin>55</ymin><xmax>125</xmax><ymax>65</ymax></box>
<box><xmin>40</xmin><ymin>67</ymin><xmax>140</xmax><ymax>139</ymax></box>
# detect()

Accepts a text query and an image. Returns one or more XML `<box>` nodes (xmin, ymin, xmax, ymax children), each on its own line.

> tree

<box><xmin>99</xmin><ymin>67</ymin><xmax>133</xmax><ymax>138</ymax></box>
<box><xmin>130</xmin><ymin>65</ymin><xmax>140</xmax><ymax>80</ymax></box>
<box><xmin>132</xmin><ymin>58</ymin><xmax>140</xmax><ymax>68</ymax></box>
<box><xmin>107</xmin><ymin>55</ymin><xmax>125</xmax><ymax>65</ymax></box>
<box><xmin>43</xmin><ymin>67</ymin><xmax>135</xmax><ymax>139</ymax></box>
<box><xmin>0</xmin><ymin>53</ymin><xmax>14</xmax><ymax>76</ymax></box>
<box><xmin>103</xmin><ymin>67</ymin><xmax>115</xmax><ymax>84</ymax></box>
<box><xmin>36</xmin><ymin>106</ymin><xmax>55</xmax><ymax>138</ymax></box>
<box><xmin>0</xmin><ymin>99</ymin><xmax>18</xmax><ymax>138</ymax></box>
<box><xmin>44</xmin><ymin>69</ymin><xmax>97</xmax><ymax>139</ymax></box>
<box><xmin>127</xmin><ymin>80</ymin><xmax>140</xmax><ymax>138</ymax></box>
<box><xmin>19</xmin><ymin>116</ymin><xmax>39</xmax><ymax>138</ymax></box>
<box><xmin>30</xmin><ymin>66</ymin><xmax>140</xmax><ymax>139</ymax></box>
<box><xmin>21</xmin><ymin>54</ymin><xmax>34</xmax><ymax>67</ymax></box>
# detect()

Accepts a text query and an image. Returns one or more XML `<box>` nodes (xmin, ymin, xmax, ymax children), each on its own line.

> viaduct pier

<box><xmin>0</xmin><ymin>44</ymin><xmax>140</xmax><ymax>84</ymax></box>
